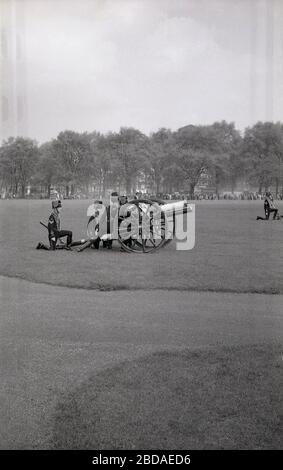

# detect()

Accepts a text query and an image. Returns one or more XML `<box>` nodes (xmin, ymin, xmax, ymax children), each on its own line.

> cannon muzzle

<box><xmin>161</xmin><ymin>200</ymin><xmax>192</xmax><ymax>217</ymax></box>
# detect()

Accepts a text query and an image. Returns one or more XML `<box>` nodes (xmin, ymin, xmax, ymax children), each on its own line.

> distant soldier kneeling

<box><xmin>257</xmin><ymin>192</ymin><xmax>280</xmax><ymax>220</ymax></box>
<box><xmin>48</xmin><ymin>200</ymin><xmax>73</xmax><ymax>250</ymax></box>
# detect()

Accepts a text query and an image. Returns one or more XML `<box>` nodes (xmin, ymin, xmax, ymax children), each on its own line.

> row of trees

<box><xmin>1</xmin><ymin>121</ymin><xmax>283</xmax><ymax>198</ymax></box>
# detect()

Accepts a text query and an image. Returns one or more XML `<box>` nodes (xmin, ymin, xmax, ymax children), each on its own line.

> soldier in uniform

<box><xmin>48</xmin><ymin>200</ymin><xmax>73</xmax><ymax>249</ymax></box>
<box><xmin>264</xmin><ymin>192</ymin><xmax>279</xmax><ymax>220</ymax></box>
<box><xmin>257</xmin><ymin>192</ymin><xmax>279</xmax><ymax>220</ymax></box>
<box><xmin>101</xmin><ymin>192</ymin><xmax>119</xmax><ymax>249</ymax></box>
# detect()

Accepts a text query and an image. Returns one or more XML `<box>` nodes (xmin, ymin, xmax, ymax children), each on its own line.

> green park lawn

<box><xmin>0</xmin><ymin>199</ymin><xmax>282</xmax><ymax>449</ymax></box>
<box><xmin>0</xmin><ymin>199</ymin><xmax>283</xmax><ymax>293</ymax></box>
<box><xmin>52</xmin><ymin>344</ymin><xmax>282</xmax><ymax>450</ymax></box>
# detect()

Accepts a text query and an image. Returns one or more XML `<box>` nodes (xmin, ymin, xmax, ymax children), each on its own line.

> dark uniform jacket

<box><xmin>48</xmin><ymin>209</ymin><xmax>61</xmax><ymax>237</ymax></box>
<box><xmin>265</xmin><ymin>196</ymin><xmax>275</xmax><ymax>209</ymax></box>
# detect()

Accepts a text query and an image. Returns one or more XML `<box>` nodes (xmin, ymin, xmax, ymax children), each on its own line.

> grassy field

<box><xmin>52</xmin><ymin>344</ymin><xmax>282</xmax><ymax>450</ymax></box>
<box><xmin>0</xmin><ymin>199</ymin><xmax>282</xmax><ymax>449</ymax></box>
<box><xmin>0</xmin><ymin>199</ymin><xmax>283</xmax><ymax>293</ymax></box>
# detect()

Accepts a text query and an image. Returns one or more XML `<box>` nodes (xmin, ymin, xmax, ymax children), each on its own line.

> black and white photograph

<box><xmin>0</xmin><ymin>0</ymin><xmax>282</xmax><ymax>459</ymax></box>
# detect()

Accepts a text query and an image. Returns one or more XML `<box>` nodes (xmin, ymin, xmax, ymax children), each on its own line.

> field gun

<box><xmin>85</xmin><ymin>197</ymin><xmax>192</xmax><ymax>253</ymax></box>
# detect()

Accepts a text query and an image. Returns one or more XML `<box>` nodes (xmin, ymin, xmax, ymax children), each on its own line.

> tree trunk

<box><xmin>126</xmin><ymin>177</ymin><xmax>131</xmax><ymax>195</ymax></box>
<box><xmin>132</xmin><ymin>178</ymin><xmax>137</xmax><ymax>194</ymax></box>
<box><xmin>275</xmin><ymin>177</ymin><xmax>279</xmax><ymax>196</ymax></box>
<box><xmin>21</xmin><ymin>184</ymin><xmax>25</xmax><ymax>198</ymax></box>
<box><xmin>66</xmin><ymin>185</ymin><xmax>70</xmax><ymax>197</ymax></box>
<box><xmin>258</xmin><ymin>182</ymin><xmax>262</xmax><ymax>194</ymax></box>
<box><xmin>156</xmin><ymin>177</ymin><xmax>161</xmax><ymax>195</ymax></box>
<box><xmin>98</xmin><ymin>174</ymin><xmax>102</xmax><ymax>197</ymax></box>
<box><xmin>102</xmin><ymin>172</ymin><xmax>107</xmax><ymax>196</ymax></box>
<box><xmin>189</xmin><ymin>182</ymin><xmax>195</xmax><ymax>200</ymax></box>
<box><xmin>215</xmin><ymin>182</ymin><xmax>219</xmax><ymax>197</ymax></box>
<box><xmin>215</xmin><ymin>170</ymin><xmax>221</xmax><ymax>197</ymax></box>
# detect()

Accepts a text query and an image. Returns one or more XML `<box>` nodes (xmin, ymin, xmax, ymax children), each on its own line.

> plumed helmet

<box><xmin>52</xmin><ymin>200</ymin><xmax>62</xmax><ymax>209</ymax></box>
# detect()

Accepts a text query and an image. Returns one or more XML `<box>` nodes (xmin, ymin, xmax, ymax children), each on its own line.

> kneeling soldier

<box><xmin>48</xmin><ymin>200</ymin><xmax>73</xmax><ymax>250</ymax></box>
<box><xmin>264</xmin><ymin>192</ymin><xmax>279</xmax><ymax>220</ymax></box>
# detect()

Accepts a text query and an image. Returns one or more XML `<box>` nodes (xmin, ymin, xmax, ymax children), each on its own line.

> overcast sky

<box><xmin>5</xmin><ymin>0</ymin><xmax>283</xmax><ymax>141</ymax></box>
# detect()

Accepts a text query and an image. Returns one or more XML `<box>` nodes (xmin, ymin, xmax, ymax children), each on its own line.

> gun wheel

<box><xmin>118</xmin><ymin>199</ymin><xmax>172</xmax><ymax>253</ymax></box>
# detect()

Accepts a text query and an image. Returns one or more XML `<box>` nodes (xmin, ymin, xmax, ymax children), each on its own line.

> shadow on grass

<box><xmin>50</xmin><ymin>344</ymin><xmax>282</xmax><ymax>449</ymax></box>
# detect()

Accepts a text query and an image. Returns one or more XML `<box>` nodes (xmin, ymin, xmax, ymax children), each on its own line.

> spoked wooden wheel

<box><xmin>118</xmin><ymin>199</ymin><xmax>171</xmax><ymax>253</ymax></box>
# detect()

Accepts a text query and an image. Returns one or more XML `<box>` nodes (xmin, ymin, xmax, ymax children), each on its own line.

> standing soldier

<box><xmin>48</xmin><ymin>200</ymin><xmax>73</xmax><ymax>249</ymax></box>
<box><xmin>102</xmin><ymin>192</ymin><xmax>119</xmax><ymax>249</ymax></box>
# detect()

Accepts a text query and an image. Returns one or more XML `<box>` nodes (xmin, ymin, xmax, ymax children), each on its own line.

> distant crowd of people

<box><xmin>160</xmin><ymin>192</ymin><xmax>283</xmax><ymax>201</ymax></box>
<box><xmin>3</xmin><ymin>189</ymin><xmax>283</xmax><ymax>202</ymax></box>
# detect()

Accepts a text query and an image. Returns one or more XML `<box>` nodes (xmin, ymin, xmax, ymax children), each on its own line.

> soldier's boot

<box><xmin>50</xmin><ymin>238</ymin><xmax>57</xmax><ymax>250</ymax></box>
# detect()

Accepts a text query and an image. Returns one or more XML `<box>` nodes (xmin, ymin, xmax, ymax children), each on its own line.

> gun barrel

<box><xmin>161</xmin><ymin>201</ymin><xmax>192</xmax><ymax>217</ymax></box>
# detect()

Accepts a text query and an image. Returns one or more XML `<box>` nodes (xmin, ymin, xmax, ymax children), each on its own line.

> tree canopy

<box><xmin>1</xmin><ymin>121</ymin><xmax>283</xmax><ymax>198</ymax></box>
